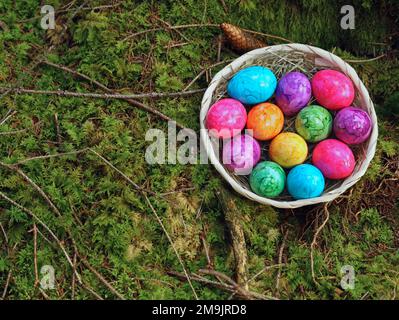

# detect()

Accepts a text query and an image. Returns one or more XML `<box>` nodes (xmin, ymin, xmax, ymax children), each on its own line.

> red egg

<box><xmin>206</xmin><ymin>98</ymin><xmax>247</xmax><ymax>139</ymax></box>
<box><xmin>311</xmin><ymin>70</ymin><xmax>355</xmax><ymax>111</ymax></box>
<box><xmin>312</xmin><ymin>139</ymin><xmax>355</xmax><ymax>180</ymax></box>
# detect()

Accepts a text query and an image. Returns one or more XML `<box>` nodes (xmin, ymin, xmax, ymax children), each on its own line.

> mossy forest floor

<box><xmin>0</xmin><ymin>0</ymin><xmax>398</xmax><ymax>300</ymax></box>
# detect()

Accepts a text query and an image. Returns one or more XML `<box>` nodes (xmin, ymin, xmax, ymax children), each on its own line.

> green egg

<box><xmin>295</xmin><ymin>105</ymin><xmax>332</xmax><ymax>143</ymax></box>
<box><xmin>249</xmin><ymin>161</ymin><xmax>286</xmax><ymax>198</ymax></box>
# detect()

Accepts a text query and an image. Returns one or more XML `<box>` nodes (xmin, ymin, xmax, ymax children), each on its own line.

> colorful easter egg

<box><xmin>246</xmin><ymin>103</ymin><xmax>284</xmax><ymax>140</ymax></box>
<box><xmin>295</xmin><ymin>105</ymin><xmax>332</xmax><ymax>142</ymax></box>
<box><xmin>206</xmin><ymin>98</ymin><xmax>247</xmax><ymax>139</ymax></box>
<box><xmin>311</xmin><ymin>70</ymin><xmax>355</xmax><ymax>110</ymax></box>
<box><xmin>249</xmin><ymin>161</ymin><xmax>286</xmax><ymax>198</ymax></box>
<box><xmin>275</xmin><ymin>71</ymin><xmax>312</xmax><ymax>116</ymax></box>
<box><xmin>333</xmin><ymin>107</ymin><xmax>372</xmax><ymax>145</ymax></box>
<box><xmin>222</xmin><ymin>134</ymin><xmax>261</xmax><ymax>175</ymax></box>
<box><xmin>269</xmin><ymin>132</ymin><xmax>308</xmax><ymax>168</ymax></box>
<box><xmin>227</xmin><ymin>66</ymin><xmax>277</xmax><ymax>105</ymax></box>
<box><xmin>312</xmin><ymin>139</ymin><xmax>355</xmax><ymax>179</ymax></box>
<box><xmin>287</xmin><ymin>164</ymin><xmax>325</xmax><ymax>199</ymax></box>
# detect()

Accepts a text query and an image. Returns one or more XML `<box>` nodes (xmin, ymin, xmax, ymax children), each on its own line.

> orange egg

<box><xmin>246</xmin><ymin>103</ymin><xmax>284</xmax><ymax>141</ymax></box>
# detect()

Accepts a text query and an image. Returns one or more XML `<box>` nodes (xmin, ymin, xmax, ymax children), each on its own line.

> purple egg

<box><xmin>275</xmin><ymin>72</ymin><xmax>311</xmax><ymax>116</ymax></box>
<box><xmin>334</xmin><ymin>107</ymin><xmax>372</xmax><ymax>145</ymax></box>
<box><xmin>222</xmin><ymin>134</ymin><xmax>261</xmax><ymax>175</ymax></box>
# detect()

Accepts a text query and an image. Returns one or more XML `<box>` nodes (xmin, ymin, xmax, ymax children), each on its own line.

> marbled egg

<box><xmin>287</xmin><ymin>164</ymin><xmax>325</xmax><ymax>199</ymax></box>
<box><xmin>206</xmin><ymin>98</ymin><xmax>247</xmax><ymax>139</ymax></box>
<box><xmin>269</xmin><ymin>132</ymin><xmax>308</xmax><ymax>168</ymax></box>
<box><xmin>246</xmin><ymin>103</ymin><xmax>284</xmax><ymax>140</ymax></box>
<box><xmin>311</xmin><ymin>70</ymin><xmax>355</xmax><ymax>110</ymax></box>
<box><xmin>222</xmin><ymin>134</ymin><xmax>261</xmax><ymax>175</ymax></box>
<box><xmin>227</xmin><ymin>66</ymin><xmax>277</xmax><ymax>105</ymax></box>
<box><xmin>333</xmin><ymin>107</ymin><xmax>372</xmax><ymax>145</ymax></box>
<box><xmin>249</xmin><ymin>161</ymin><xmax>286</xmax><ymax>198</ymax></box>
<box><xmin>275</xmin><ymin>71</ymin><xmax>311</xmax><ymax>116</ymax></box>
<box><xmin>312</xmin><ymin>139</ymin><xmax>355</xmax><ymax>179</ymax></box>
<box><xmin>295</xmin><ymin>105</ymin><xmax>332</xmax><ymax>143</ymax></box>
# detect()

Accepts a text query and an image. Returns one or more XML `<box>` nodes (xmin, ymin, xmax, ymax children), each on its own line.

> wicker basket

<box><xmin>200</xmin><ymin>44</ymin><xmax>378</xmax><ymax>209</ymax></box>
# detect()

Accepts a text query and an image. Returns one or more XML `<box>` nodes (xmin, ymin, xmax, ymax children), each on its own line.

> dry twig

<box><xmin>275</xmin><ymin>229</ymin><xmax>288</xmax><ymax>293</ymax></box>
<box><xmin>88</xmin><ymin>148</ymin><xmax>199</xmax><ymax>300</ymax></box>
<box><xmin>0</xmin><ymin>86</ymin><xmax>205</xmax><ymax>101</ymax></box>
<box><xmin>80</xmin><ymin>258</ymin><xmax>126</xmax><ymax>300</ymax></box>
<box><xmin>33</xmin><ymin>224</ymin><xmax>39</xmax><ymax>287</ymax></box>
<box><xmin>219</xmin><ymin>186</ymin><xmax>248</xmax><ymax>288</ymax></box>
<box><xmin>310</xmin><ymin>203</ymin><xmax>330</xmax><ymax>285</ymax></box>
<box><xmin>39</xmin><ymin>60</ymin><xmax>189</xmax><ymax>129</ymax></box>
<box><xmin>122</xmin><ymin>23</ymin><xmax>220</xmax><ymax>41</ymax></box>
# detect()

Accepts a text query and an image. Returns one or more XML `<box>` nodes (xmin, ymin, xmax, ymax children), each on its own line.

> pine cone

<box><xmin>220</xmin><ymin>23</ymin><xmax>266</xmax><ymax>53</ymax></box>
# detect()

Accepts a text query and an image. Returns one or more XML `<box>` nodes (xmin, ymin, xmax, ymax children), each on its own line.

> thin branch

<box><xmin>0</xmin><ymin>162</ymin><xmax>62</xmax><ymax>218</ymax></box>
<box><xmin>0</xmin><ymin>110</ymin><xmax>17</xmax><ymax>126</ymax></box>
<box><xmin>80</xmin><ymin>283</ymin><xmax>104</xmax><ymax>300</ymax></box>
<box><xmin>71</xmin><ymin>252</ymin><xmax>77</xmax><ymax>300</ymax></box>
<box><xmin>42</xmin><ymin>60</ymin><xmax>110</xmax><ymax>91</ymax></box>
<box><xmin>0</xmin><ymin>86</ymin><xmax>205</xmax><ymax>100</ymax></box>
<box><xmin>219</xmin><ymin>187</ymin><xmax>248</xmax><ymax>288</ymax></box>
<box><xmin>39</xmin><ymin>61</ymin><xmax>189</xmax><ymax>129</ymax></box>
<box><xmin>0</xmin><ymin>191</ymin><xmax>77</xmax><ymax>279</ymax></box>
<box><xmin>80</xmin><ymin>258</ymin><xmax>126</xmax><ymax>300</ymax></box>
<box><xmin>183</xmin><ymin>59</ymin><xmax>233</xmax><ymax>91</ymax></box>
<box><xmin>1</xmin><ymin>270</ymin><xmax>12</xmax><ymax>300</ymax></box>
<box><xmin>15</xmin><ymin>148</ymin><xmax>89</xmax><ymax>165</ymax></box>
<box><xmin>0</xmin><ymin>222</ymin><xmax>8</xmax><ymax>244</ymax></box>
<box><xmin>53</xmin><ymin>113</ymin><xmax>62</xmax><ymax>144</ymax></box>
<box><xmin>33</xmin><ymin>224</ymin><xmax>39</xmax><ymax>287</ymax></box>
<box><xmin>275</xmin><ymin>229</ymin><xmax>288</xmax><ymax>292</ymax></box>
<box><xmin>88</xmin><ymin>148</ymin><xmax>199</xmax><ymax>300</ymax></box>
<box><xmin>310</xmin><ymin>204</ymin><xmax>330</xmax><ymax>285</ymax></box>
<box><xmin>122</xmin><ymin>23</ymin><xmax>220</xmax><ymax>41</ymax></box>
<box><xmin>0</xmin><ymin>191</ymin><xmax>108</xmax><ymax>300</ymax></box>
<box><xmin>240</xmin><ymin>27</ymin><xmax>293</xmax><ymax>43</ymax></box>
<box><xmin>198</xmin><ymin>269</ymin><xmax>278</xmax><ymax>300</ymax></box>
<box><xmin>344</xmin><ymin>54</ymin><xmax>386</xmax><ymax>63</ymax></box>
<box><xmin>0</xmin><ymin>129</ymin><xmax>28</xmax><ymax>136</ymax></box>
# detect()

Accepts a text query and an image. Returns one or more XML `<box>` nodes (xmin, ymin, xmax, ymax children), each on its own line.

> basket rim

<box><xmin>199</xmin><ymin>43</ymin><xmax>378</xmax><ymax>209</ymax></box>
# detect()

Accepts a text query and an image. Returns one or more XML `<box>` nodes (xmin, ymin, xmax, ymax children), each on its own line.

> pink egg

<box><xmin>206</xmin><ymin>98</ymin><xmax>247</xmax><ymax>139</ymax></box>
<box><xmin>311</xmin><ymin>70</ymin><xmax>355</xmax><ymax>111</ymax></box>
<box><xmin>312</xmin><ymin>139</ymin><xmax>355</xmax><ymax>180</ymax></box>
<box><xmin>222</xmin><ymin>134</ymin><xmax>261</xmax><ymax>175</ymax></box>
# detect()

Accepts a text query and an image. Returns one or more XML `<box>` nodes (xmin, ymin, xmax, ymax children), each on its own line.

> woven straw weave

<box><xmin>200</xmin><ymin>44</ymin><xmax>378</xmax><ymax>209</ymax></box>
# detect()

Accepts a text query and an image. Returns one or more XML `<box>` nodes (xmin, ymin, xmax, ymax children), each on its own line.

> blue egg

<box><xmin>287</xmin><ymin>164</ymin><xmax>325</xmax><ymax>200</ymax></box>
<box><xmin>227</xmin><ymin>66</ymin><xmax>277</xmax><ymax>105</ymax></box>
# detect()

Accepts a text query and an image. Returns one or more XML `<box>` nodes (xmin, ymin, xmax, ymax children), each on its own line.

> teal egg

<box><xmin>287</xmin><ymin>164</ymin><xmax>325</xmax><ymax>199</ymax></box>
<box><xmin>295</xmin><ymin>105</ymin><xmax>332</xmax><ymax>142</ymax></box>
<box><xmin>249</xmin><ymin>161</ymin><xmax>286</xmax><ymax>198</ymax></box>
<box><xmin>227</xmin><ymin>66</ymin><xmax>277</xmax><ymax>105</ymax></box>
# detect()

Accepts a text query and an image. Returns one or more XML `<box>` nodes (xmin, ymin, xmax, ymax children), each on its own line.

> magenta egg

<box><xmin>311</xmin><ymin>70</ymin><xmax>355</xmax><ymax>111</ymax></box>
<box><xmin>312</xmin><ymin>139</ymin><xmax>355</xmax><ymax>180</ymax></box>
<box><xmin>275</xmin><ymin>71</ymin><xmax>311</xmax><ymax>116</ymax></box>
<box><xmin>206</xmin><ymin>98</ymin><xmax>247</xmax><ymax>139</ymax></box>
<box><xmin>334</xmin><ymin>107</ymin><xmax>372</xmax><ymax>145</ymax></box>
<box><xmin>222</xmin><ymin>134</ymin><xmax>261</xmax><ymax>175</ymax></box>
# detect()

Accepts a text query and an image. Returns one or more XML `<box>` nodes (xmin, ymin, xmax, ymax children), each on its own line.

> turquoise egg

<box><xmin>287</xmin><ymin>164</ymin><xmax>325</xmax><ymax>199</ymax></box>
<box><xmin>249</xmin><ymin>161</ymin><xmax>286</xmax><ymax>198</ymax></box>
<box><xmin>227</xmin><ymin>66</ymin><xmax>277</xmax><ymax>105</ymax></box>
